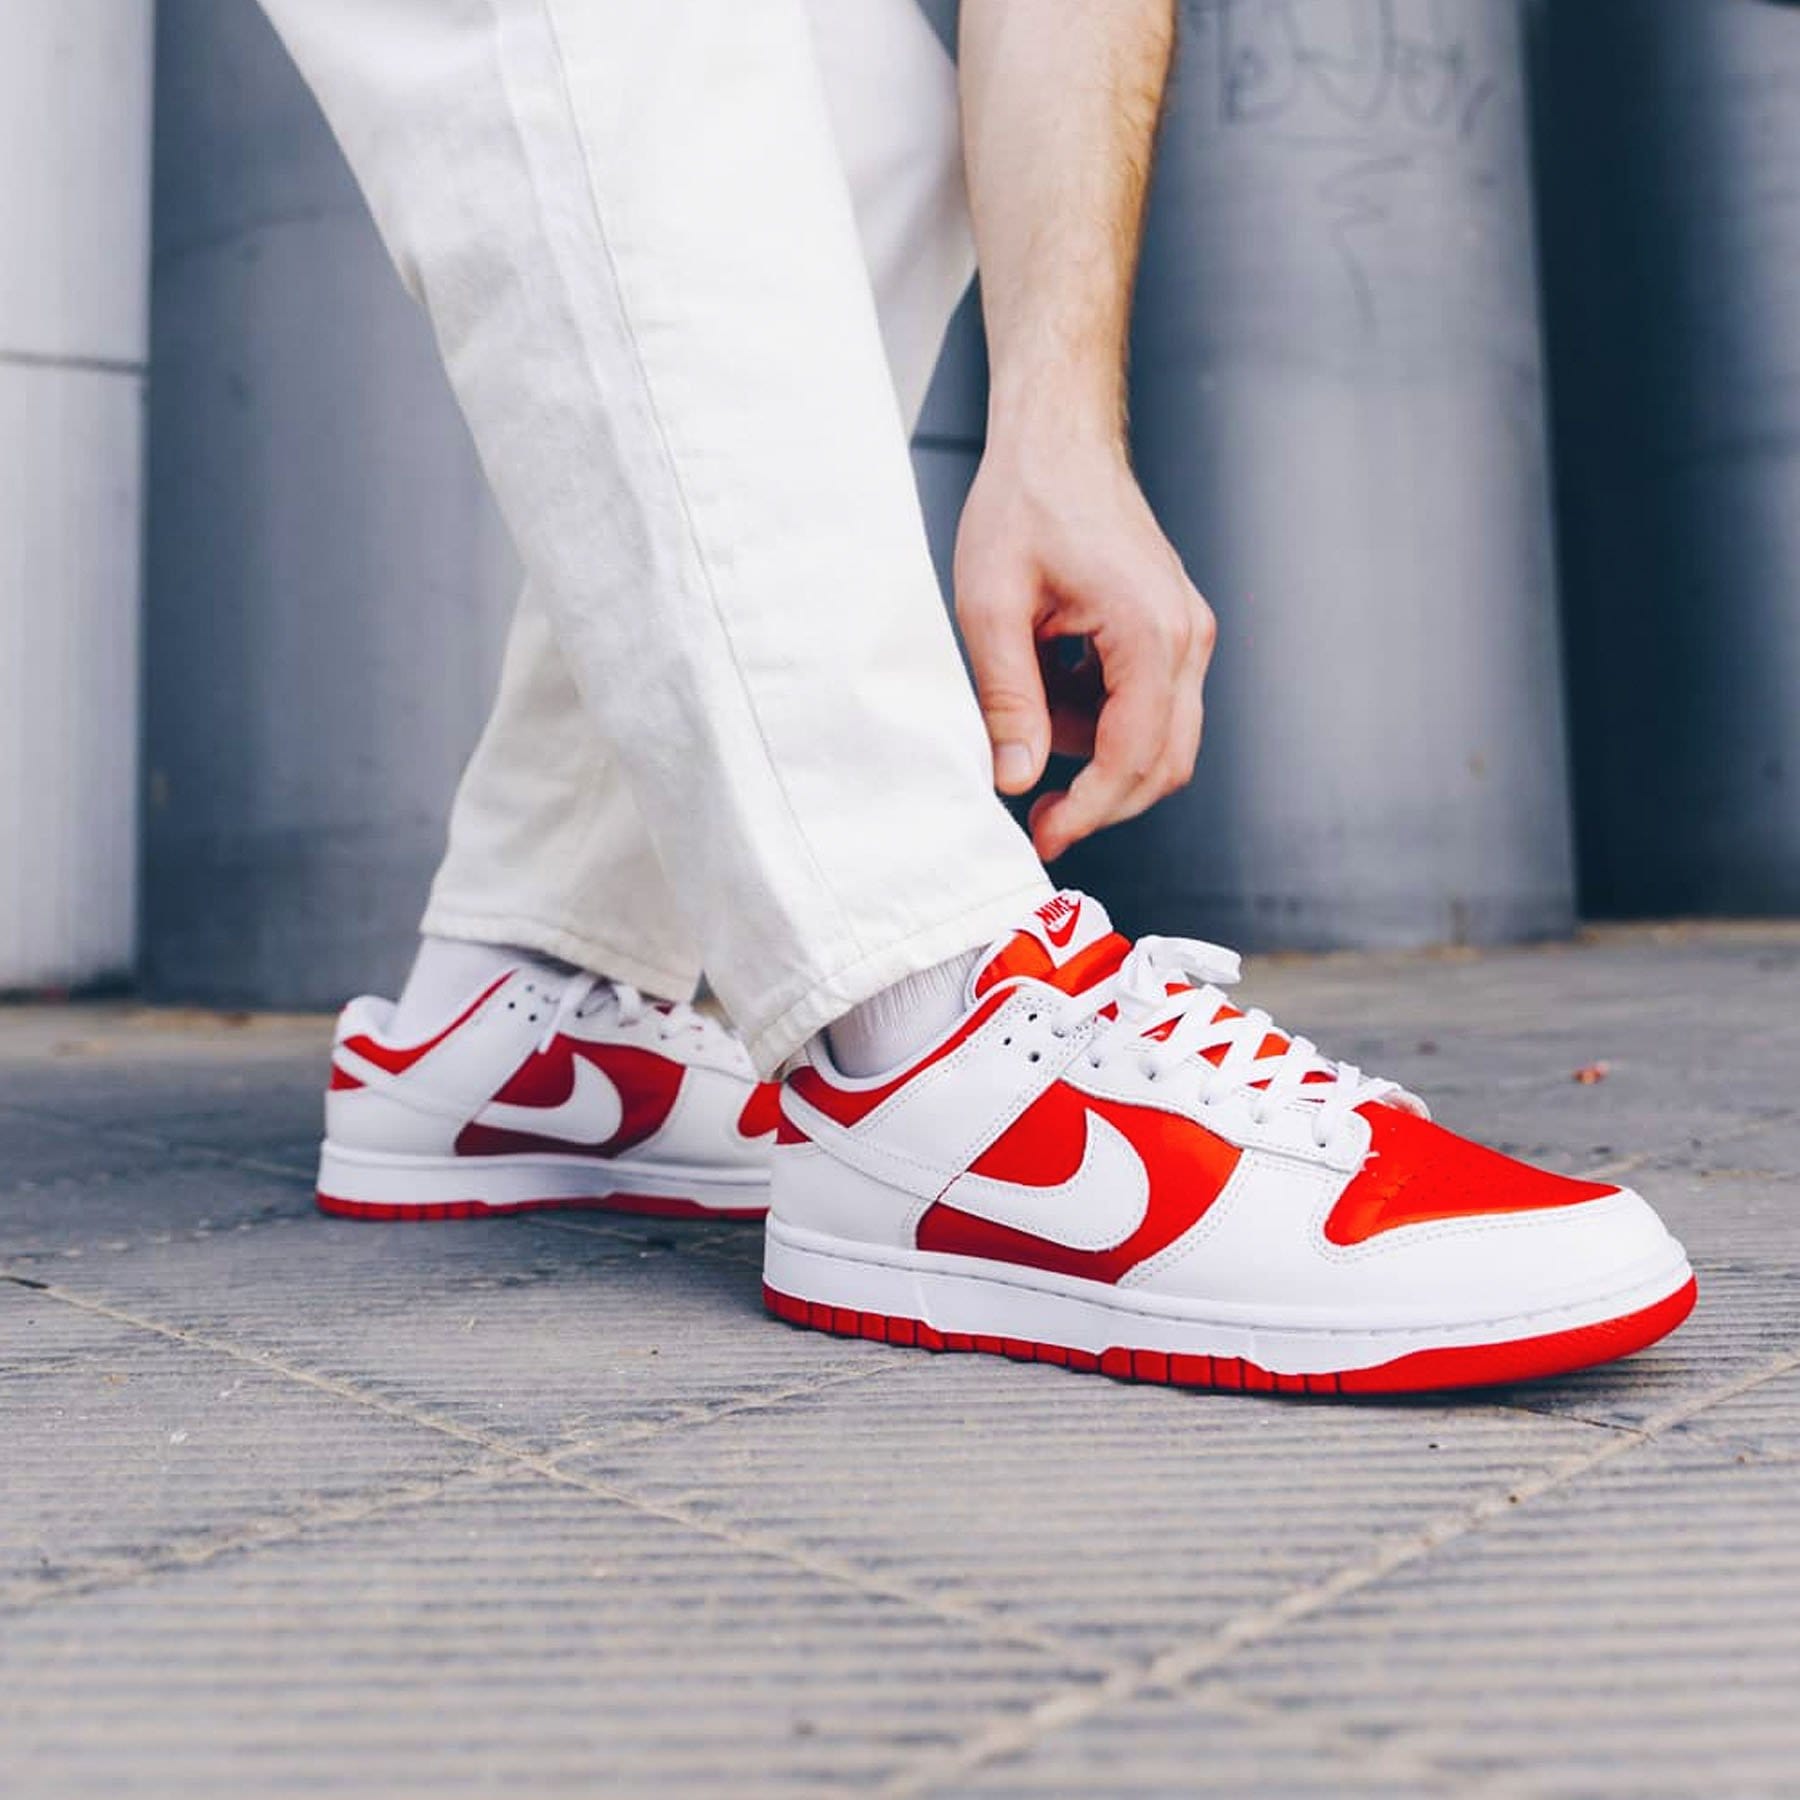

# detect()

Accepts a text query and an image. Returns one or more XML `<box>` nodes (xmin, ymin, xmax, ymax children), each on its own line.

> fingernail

<box><xmin>996</xmin><ymin>742</ymin><xmax>1034</xmax><ymax>788</ymax></box>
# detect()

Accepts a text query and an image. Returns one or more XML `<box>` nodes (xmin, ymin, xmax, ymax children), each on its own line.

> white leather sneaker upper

<box><xmin>327</xmin><ymin>968</ymin><xmax>777</xmax><ymax>1175</ymax></box>
<box><xmin>774</xmin><ymin>892</ymin><xmax>1690</xmax><ymax>1331</ymax></box>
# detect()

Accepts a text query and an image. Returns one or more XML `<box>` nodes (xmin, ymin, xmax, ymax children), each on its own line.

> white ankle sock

<box><xmin>391</xmin><ymin>936</ymin><xmax>569</xmax><ymax>1040</ymax></box>
<box><xmin>826</xmin><ymin>948</ymin><xmax>981</xmax><ymax>1077</ymax></box>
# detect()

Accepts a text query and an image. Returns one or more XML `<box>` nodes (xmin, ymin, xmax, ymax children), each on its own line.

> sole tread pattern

<box><xmin>761</xmin><ymin>1275</ymin><xmax>1697</xmax><ymax>1396</ymax></box>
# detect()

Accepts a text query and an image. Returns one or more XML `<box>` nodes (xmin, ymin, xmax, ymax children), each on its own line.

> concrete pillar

<box><xmin>1056</xmin><ymin>0</ymin><xmax>1577</xmax><ymax>950</ymax></box>
<box><xmin>912</xmin><ymin>290</ymin><xmax>989</xmax><ymax>595</ymax></box>
<box><xmin>142</xmin><ymin>1</ymin><xmax>519</xmax><ymax>1007</ymax></box>
<box><xmin>0</xmin><ymin>4</ymin><xmax>154</xmax><ymax>990</ymax></box>
<box><xmin>1532</xmin><ymin>0</ymin><xmax>1800</xmax><ymax>915</ymax></box>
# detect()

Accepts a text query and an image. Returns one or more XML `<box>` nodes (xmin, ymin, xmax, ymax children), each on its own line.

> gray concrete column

<box><xmin>1532</xmin><ymin>0</ymin><xmax>1800</xmax><ymax>916</ymax></box>
<box><xmin>142</xmin><ymin>0</ymin><xmax>519</xmax><ymax>1006</ymax></box>
<box><xmin>0</xmin><ymin>4</ymin><xmax>154</xmax><ymax>990</ymax></box>
<box><xmin>1055</xmin><ymin>0</ymin><xmax>1577</xmax><ymax>951</ymax></box>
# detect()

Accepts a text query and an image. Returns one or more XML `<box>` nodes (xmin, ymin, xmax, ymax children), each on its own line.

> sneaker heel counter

<box><xmin>689</xmin><ymin>1067</ymin><xmax>778</xmax><ymax>1172</ymax></box>
<box><xmin>323</xmin><ymin>995</ymin><xmax>468</xmax><ymax>1156</ymax></box>
<box><xmin>769</xmin><ymin>1139</ymin><xmax>920</xmax><ymax>1248</ymax></box>
<box><xmin>323</xmin><ymin>1076</ymin><xmax>461</xmax><ymax>1157</ymax></box>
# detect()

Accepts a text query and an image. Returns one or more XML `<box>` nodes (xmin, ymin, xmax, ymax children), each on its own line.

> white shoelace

<box><xmin>1049</xmin><ymin>935</ymin><xmax>1410</xmax><ymax>1151</ymax></box>
<box><xmin>537</xmin><ymin>973</ymin><xmax>746</xmax><ymax>1066</ymax></box>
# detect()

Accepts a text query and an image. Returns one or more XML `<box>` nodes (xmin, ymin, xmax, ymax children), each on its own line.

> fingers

<box><xmin>1030</xmin><ymin>637</ymin><xmax>1171</xmax><ymax>860</ymax></box>
<box><xmin>953</xmin><ymin>441</ymin><xmax>1215</xmax><ymax>839</ymax></box>
<box><xmin>957</xmin><ymin>584</ymin><xmax>1053</xmax><ymax>794</ymax></box>
<box><xmin>1030</xmin><ymin>588</ymin><xmax>1214</xmax><ymax>863</ymax></box>
<box><xmin>1165</xmin><ymin>597</ymin><xmax>1213</xmax><ymax>781</ymax></box>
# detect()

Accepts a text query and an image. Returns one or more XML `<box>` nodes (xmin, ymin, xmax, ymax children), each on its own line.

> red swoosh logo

<box><xmin>917</xmin><ymin>1084</ymin><xmax>1240</xmax><ymax>1285</ymax></box>
<box><xmin>455</xmin><ymin>1042</ymin><xmax>682</xmax><ymax>1158</ymax></box>
<box><xmin>1044</xmin><ymin>902</ymin><xmax>1081</xmax><ymax>948</ymax></box>
<box><xmin>736</xmin><ymin>1081</ymin><xmax>783</xmax><ymax>1141</ymax></box>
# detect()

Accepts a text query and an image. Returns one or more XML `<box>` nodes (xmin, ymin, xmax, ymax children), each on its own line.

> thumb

<box><xmin>958</xmin><ymin>592</ymin><xmax>1052</xmax><ymax>795</ymax></box>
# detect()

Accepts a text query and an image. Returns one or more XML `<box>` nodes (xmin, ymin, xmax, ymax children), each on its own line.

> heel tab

<box><xmin>334</xmin><ymin>994</ymin><xmax>398</xmax><ymax>1045</ymax></box>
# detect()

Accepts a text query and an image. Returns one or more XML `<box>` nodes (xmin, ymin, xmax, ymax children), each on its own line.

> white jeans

<box><xmin>256</xmin><ymin>0</ymin><xmax>1050</xmax><ymax>1071</ymax></box>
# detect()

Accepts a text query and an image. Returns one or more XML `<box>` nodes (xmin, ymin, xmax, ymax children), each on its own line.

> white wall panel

<box><xmin>0</xmin><ymin>2</ymin><xmax>154</xmax><ymax>988</ymax></box>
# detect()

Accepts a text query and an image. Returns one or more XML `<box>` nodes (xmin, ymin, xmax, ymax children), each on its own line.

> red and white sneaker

<box><xmin>318</xmin><ymin>968</ymin><xmax>776</xmax><ymax>1221</ymax></box>
<box><xmin>764</xmin><ymin>891</ymin><xmax>1696</xmax><ymax>1394</ymax></box>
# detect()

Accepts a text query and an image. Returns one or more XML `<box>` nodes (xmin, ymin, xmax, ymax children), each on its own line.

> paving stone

<box><xmin>0</xmin><ymin>1071</ymin><xmax>324</xmax><ymax>1177</ymax></box>
<box><xmin>1491</xmin><ymin>1258</ymin><xmax>1799</xmax><ymax>1430</ymax></box>
<box><xmin>1671</xmin><ymin>1363</ymin><xmax>1800</xmax><ymax>1461</ymax></box>
<box><xmin>0</xmin><ymin>1064</ymin><xmax>321</xmax><ymax>1138</ymax></box>
<box><xmin>1</xmin><ymin>928</ymin><xmax>1796</xmax><ymax>1797</ymax></box>
<box><xmin>0</xmin><ymin>1476</ymin><xmax>1093</xmax><ymax>1798</ymax></box>
<box><xmin>10</xmin><ymin>1211</ymin><xmax>890</xmax><ymax>1455</ymax></box>
<box><xmin>1213</xmin><ymin>1433</ymin><xmax>1800</xmax><ymax>1799</ymax></box>
<box><xmin>560</xmin><ymin>1355</ymin><xmax>1606</xmax><ymax>1659</ymax></box>
<box><xmin>948</xmin><ymin>1690</ymin><xmax>1462</xmax><ymax>1798</ymax></box>
<box><xmin>1</xmin><ymin>1157</ymin><xmax>315</xmax><ymax>1258</ymax></box>
<box><xmin>0</xmin><ymin>1284</ymin><xmax>480</xmax><ymax>1605</ymax></box>
<box><xmin>0</xmin><ymin>1007</ymin><xmax>327</xmax><ymax>1125</ymax></box>
<box><xmin>0</xmin><ymin>1279</ymin><xmax>150</xmax><ymax>1372</ymax></box>
<box><xmin>0</xmin><ymin>1109</ymin><xmax>212</xmax><ymax>1196</ymax></box>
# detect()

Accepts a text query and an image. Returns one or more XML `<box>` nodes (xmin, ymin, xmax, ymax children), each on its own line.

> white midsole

<box><xmin>318</xmin><ymin>1141</ymin><xmax>768</xmax><ymax>1211</ymax></box>
<box><xmin>763</xmin><ymin>1216</ymin><xmax>1693</xmax><ymax>1375</ymax></box>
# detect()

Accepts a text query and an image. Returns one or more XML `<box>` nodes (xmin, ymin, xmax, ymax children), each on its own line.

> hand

<box><xmin>953</xmin><ymin>429</ymin><xmax>1216</xmax><ymax>863</ymax></box>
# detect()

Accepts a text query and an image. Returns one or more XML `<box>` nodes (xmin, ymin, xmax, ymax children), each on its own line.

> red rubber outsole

<box><xmin>761</xmin><ymin>1273</ymin><xmax>1697</xmax><ymax>1396</ymax></box>
<box><xmin>318</xmin><ymin>1193</ymin><xmax>766</xmax><ymax>1223</ymax></box>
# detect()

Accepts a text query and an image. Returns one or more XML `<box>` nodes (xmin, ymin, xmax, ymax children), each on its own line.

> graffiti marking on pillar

<box><xmin>1184</xmin><ymin>0</ymin><xmax>1507</xmax><ymax>338</ymax></box>
<box><xmin>1192</xmin><ymin>0</ymin><xmax>1496</xmax><ymax>142</ymax></box>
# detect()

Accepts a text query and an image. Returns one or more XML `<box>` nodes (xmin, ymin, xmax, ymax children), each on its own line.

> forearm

<box><xmin>952</xmin><ymin>0</ymin><xmax>1207</xmax><ymax>856</ymax></box>
<box><xmin>958</xmin><ymin>0</ymin><xmax>1174</xmax><ymax>449</ymax></box>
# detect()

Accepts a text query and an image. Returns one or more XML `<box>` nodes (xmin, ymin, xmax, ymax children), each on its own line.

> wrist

<box><xmin>985</xmin><ymin>360</ymin><xmax>1127</xmax><ymax>453</ymax></box>
<box><xmin>984</xmin><ymin>377</ymin><xmax>1130</xmax><ymax>479</ymax></box>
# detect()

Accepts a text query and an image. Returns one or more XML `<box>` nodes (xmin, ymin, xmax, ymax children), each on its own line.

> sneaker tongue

<box><xmin>970</xmin><ymin>890</ymin><xmax>1130</xmax><ymax>1000</ymax></box>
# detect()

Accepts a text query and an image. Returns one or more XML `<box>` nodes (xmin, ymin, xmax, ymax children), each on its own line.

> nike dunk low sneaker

<box><xmin>318</xmin><ymin>968</ymin><xmax>775</xmax><ymax>1220</ymax></box>
<box><xmin>764</xmin><ymin>892</ymin><xmax>1696</xmax><ymax>1394</ymax></box>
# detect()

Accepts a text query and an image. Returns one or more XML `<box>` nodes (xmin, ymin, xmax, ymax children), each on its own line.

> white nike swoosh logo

<box><xmin>938</xmin><ymin>1113</ymin><xmax>1150</xmax><ymax>1251</ymax></box>
<box><xmin>474</xmin><ymin>1056</ymin><xmax>625</xmax><ymax>1146</ymax></box>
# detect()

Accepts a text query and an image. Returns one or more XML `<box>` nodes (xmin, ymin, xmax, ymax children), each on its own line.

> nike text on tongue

<box><xmin>1022</xmin><ymin>891</ymin><xmax>1113</xmax><ymax>962</ymax></box>
<box><xmin>970</xmin><ymin>891</ymin><xmax>1128</xmax><ymax>1002</ymax></box>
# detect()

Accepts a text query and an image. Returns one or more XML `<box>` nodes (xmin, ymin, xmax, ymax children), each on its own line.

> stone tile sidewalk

<box><xmin>3</xmin><ymin>924</ymin><xmax>1797</xmax><ymax>1797</ymax></box>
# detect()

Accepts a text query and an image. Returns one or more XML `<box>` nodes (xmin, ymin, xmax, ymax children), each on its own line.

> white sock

<box><xmin>391</xmin><ymin>936</ymin><xmax>570</xmax><ymax>1040</ymax></box>
<box><xmin>826</xmin><ymin>948</ymin><xmax>981</xmax><ymax>1077</ymax></box>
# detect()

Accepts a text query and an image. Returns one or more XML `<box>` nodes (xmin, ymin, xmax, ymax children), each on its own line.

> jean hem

<box><xmin>740</xmin><ymin>874</ymin><xmax>1056</xmax><ymax>1075</ymax></box>
<box><xmin>419</xmin><ymin>903</ymin><xmax>703</xmax><ymax>1003</ymax></box>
